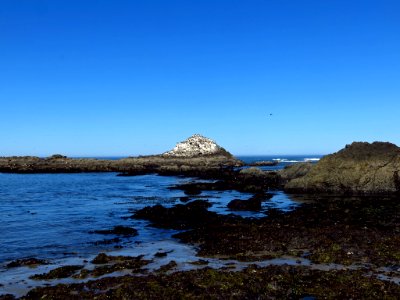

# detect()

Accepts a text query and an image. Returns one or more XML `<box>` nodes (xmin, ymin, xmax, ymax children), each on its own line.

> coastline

<box><xmin>1</xmin><ymin>140</ymin><xmax>400</xmax><ymax>298</ymax></box>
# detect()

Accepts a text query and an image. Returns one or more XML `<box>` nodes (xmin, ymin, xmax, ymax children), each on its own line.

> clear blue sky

<box><xmin>1</xmin><ymin>0</ymin><xmax>399</xmax><ymax>156</ymax></box>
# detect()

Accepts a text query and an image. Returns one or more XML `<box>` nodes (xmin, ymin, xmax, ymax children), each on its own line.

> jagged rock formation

<box><xmin>285</xmin><ymin>142</ymin><xmax>400</xmax><ymax>195</ymax></box>
<box><xmin>163</xmin><ymin>134</ymin><xmax>232</xmax><ymax>158</ymax></box>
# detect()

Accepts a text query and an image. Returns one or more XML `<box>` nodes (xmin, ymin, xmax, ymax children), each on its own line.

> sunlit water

<box><xmin>0</xmin><ymin>158</ymin><xmax>322</xmax><ymax>296</ymax></box>
<box><xmin>0</xmin><ymin>172</ymin><xmax>302</xmax><ymax>264</ymax></box>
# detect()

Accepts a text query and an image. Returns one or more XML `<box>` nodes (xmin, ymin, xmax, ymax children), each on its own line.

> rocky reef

<box><xmin>0</xmin><ymin>134</ymin><xmax>242</xmax><ymax>174</ymax></box>
<box><xmin>285</xmin><ymin>142</ymin><xmax>400</xmax><ymax>195</ymax></box>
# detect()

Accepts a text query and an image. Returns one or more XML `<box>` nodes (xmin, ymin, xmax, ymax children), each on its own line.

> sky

<box><xmin>1</xmin><ymin>0</ymin><xmax>399</xmax><ymax>156</ymax></box>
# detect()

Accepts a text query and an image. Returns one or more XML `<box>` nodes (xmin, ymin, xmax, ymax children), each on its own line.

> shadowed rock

<box><xmin>227</xmin><ymin>193</ymin><xmax>273</xmax><ymax>211</ymax></box>
<box><xmin>90</xmin><ymin>226</ymin><xmax>138</xmax><ymax>237</ymax></box>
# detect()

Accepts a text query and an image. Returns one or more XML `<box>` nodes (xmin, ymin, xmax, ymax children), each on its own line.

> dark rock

<box><xmin>30</xmin><ymin>265</ymin><xmax>84</xmax><ymax>280</ymax></box>
<box><xmin>249</xmin><ymin>160</ymin><xmax>279</xmax><ymax>166</ymax></box>
<box><xmin>183</xmin><ymin>186</ymin><xmax>202</xmax><ymax>196</ymax></box>
<box><xmin>227</xmin><ymin>192</ymin><xmax>273</xmax><ymax>211</ymax></box>
<box><xmin>22</xmin><ymin>265</ymin><xmax>400</xmax><ymax>299</ymax></box>
<box><xmin>6</xmin><ymin>258</ymin><xmax>49</xmax><ymax>268</ymax></box>
<box><xmin>0</xmin><ymin>294</ymin><xmax>16</xmax><ymax>300</ymax></box>
<box><xmin>91</xmin><ymin>253</ymin><xmax>146</xmax><ymax>265</ymax></box>
<box><xmin>91</xmin><ymin>226</ymin><xmax>138</xmax><ymax>236</ymax></box>
<box><xmin>179</xmin><ymin>196</ymin><xmax>191</xmax><ymax>202</ymax></box>
<box><xmin>91</xmin><ymin>253</ymin><xmax>112</xmax><ymax>264</ymax></box>
<box><xmin>155</xmin><ymin>261</ymin><xmax>178</xmax><ymax>274</ymax></box>
<box><xmin>154</xmin><ymin>251</ymin><xmax>172</xmax><ymax>258</ymax></box>
<box><xmin>48</xmin><ymin>154</ymin><xmax>67</xmax><ymax>159</ymax></box>
<box><xmin>133</xmin><ymin>200</ymin><xmax>216</xmax><ymax>230</ymax></box>
<box><xmin>227</xmin><ymin>198</ymin><xmax>262</xmax><ymax>211</ymax></box>
<box><xmin>76</xmin><ymin>255</ymin><xmax>151</xmax><ymax>278</ymax></box>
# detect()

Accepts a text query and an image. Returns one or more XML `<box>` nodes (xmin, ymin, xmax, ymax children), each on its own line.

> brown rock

<box><xmin>285</xmin><ymin>142</ymin><xmax>400</xmax><ymax>195</ymax></box>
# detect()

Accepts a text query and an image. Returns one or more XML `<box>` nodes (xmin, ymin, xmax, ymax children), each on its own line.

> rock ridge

<box><xmin>285</xmin><ymin>141</ymin><xmax>400</xmax><ymax>195</ymax></box>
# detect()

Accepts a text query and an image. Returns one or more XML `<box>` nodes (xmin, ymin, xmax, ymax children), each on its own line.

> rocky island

<box><xmin>0</xmin><ymin>134</ymin><xmax>242</xmax><ymax>175</ymax></box>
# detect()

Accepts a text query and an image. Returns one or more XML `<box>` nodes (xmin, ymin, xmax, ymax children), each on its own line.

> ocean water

<box><xmin>0</xmin><ymin>156</ymin><xmax>320</xmax><ymax>296</ymax></box>
<box><xmin>238</xmin><ymin>155</ymin><xmax>323</xmax><ymax>170</ymax></box>
<box><xmin>0</xmin><ymin>156</ymin><xmax>322</xmax><ymax>264</ymax></box>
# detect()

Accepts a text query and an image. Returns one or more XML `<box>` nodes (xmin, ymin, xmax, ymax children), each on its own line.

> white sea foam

<box><xmin>272</xmin><ymin>158</ymin><xmax>301</xmax><ymax>163</ymax></box>
<box><xmin>304</xmin><ymin>158</ymin><xmax>320</xmax><ymax>162</ymax></box>
<box><xmin>272</xmin><ymin>157</ymin><xmax>320</xmax><ymax>163</ymax></box>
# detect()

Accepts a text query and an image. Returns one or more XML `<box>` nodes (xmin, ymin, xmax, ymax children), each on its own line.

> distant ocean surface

<box><xmin>237</xmin><ymin>155</ymin><xmax>323</xmax><ymax>170</ymax></box>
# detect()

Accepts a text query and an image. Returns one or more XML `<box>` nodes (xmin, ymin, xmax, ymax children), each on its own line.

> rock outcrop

<box><xmin>285</xmin><ymin>142</ymin><xmax>400</xmax><ymax>195</ymax></box>
<box><xmin>0</xmin><ymin>135</ymin><xmax>242</xmax><ymax>175</ymax></box>
<box><xmin>163</xmin><ymin>134</ymin><xmax>232</xmax><ymax>158</ymax></box>
<box><xmin>279</xmin><ymin>162</ymin><xmax>314</xmax><ymax>183</ymax></box>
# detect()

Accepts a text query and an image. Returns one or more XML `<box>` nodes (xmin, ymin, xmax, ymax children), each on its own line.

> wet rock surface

<box><xmin>21</xmin><ymin>265</ymin><xmax>400</xmax><ymax>299</ymax></box>
<box><xmin>135</xmin><ymin>196</ymin><xmax>400</xmax><ymax>267</ymax></box>
<box><xmin>74</xmin><ymin>254</ymin><xmax>151</xmax><ymax>278</ymax></box>
<box><xmin>90</xmin><ymin>226</ymin><xmax>138</xmax><ymax>236</ymax></box>
<box><xmin>6</xmin><ymin>258</ymin><xmax>49</xmax><ymax>268</ymax></box>
<box><xmin>29</xmin><ymin>265</ymin><xmax>84</xmax><ymax>280</ymax></box>
<box><xmin>133</xmin><ymin>200</ymin><xmax>234</xmax><ymax>230</ymax></box>
<box><xmin>169</xmin><ymin>171</ymin><xmax>280</xmax><ymax>194</ymax></box>
<box><xmin>227</xmin><ymin>193</ymin><xmax>272</xmax><ymax>211</ymax></box>
<box><xmin>285</xmin><ymin>142</ymin><xmax>400</xmax><ymax>194</ymax></box>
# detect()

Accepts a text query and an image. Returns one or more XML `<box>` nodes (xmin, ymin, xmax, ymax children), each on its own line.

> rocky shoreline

<box><xmin>1</xmin><ymin>136</ymin><xmax>400</xmax><ymax>299</ymax></box>
<box><xmin>2</xmin><ymin>140</ymin><xmax>400</xmax><ymax>196</ymax></box>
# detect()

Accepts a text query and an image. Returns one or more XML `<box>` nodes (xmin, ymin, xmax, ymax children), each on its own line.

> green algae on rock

<box><xmin>29</xmin><ymin>265</ymin><xmax>84</xmax><ymax>280</ymax></box>
<box><xmin>285</xmin><ymin>142</ymin><xmax>400</xmax><ymax>195</ymax></box>
<box><xmin>22</xmin><ymin>265</ymin><xmax>400</xmax><ymax>299</ymax></box>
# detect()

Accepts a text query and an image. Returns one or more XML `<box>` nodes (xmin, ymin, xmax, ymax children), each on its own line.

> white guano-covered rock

<box><xmin>163</xmin><ymin>134</ymin><xmax>231</xmax><ymax>158</ymax></box>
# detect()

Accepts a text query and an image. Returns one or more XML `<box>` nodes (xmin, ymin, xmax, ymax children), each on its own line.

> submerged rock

<box><xmin>6</xmin><ymin>258</ymin><xmax>49</xmax><ymax>268</ymax></box>
<box><xmin>248</xmin><ymin>160</ymin><xmax>278</xmax><ymax>166</ymax></box>
<box><xmin>285</xmin><ymin>142</ymin><xmax>400</xmax><ymax>195</ymax></box>
<box><xmin>30</xmin><ymin>265</ymin><xmax>84</xmax><ymax>280</ymax></box>
<box><xmin>90</xmin><ymin>226</ymin><xmax>138</xmax><ymax>236</ymax></box>
<box><xmin>227</xmin><ymin>198</ymin><xmax>262</xmax><ymax>211</ymax></box>
<box><xmin>227</xmin><ymin>193</ymin><xmax>273</xmax><ymax>211</ymax></box>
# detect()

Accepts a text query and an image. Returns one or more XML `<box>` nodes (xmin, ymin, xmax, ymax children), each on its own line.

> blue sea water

<box><xmin>238</xmin><ymin>155</ymin><xmax>323</xmax><ymax>170</ymax></box>
<box><xmin>0</xmin><ymin>156</ymin><xmax>322</xmax><ymax>264</ymax></box>
<box><xmin>0</xmin><ymin>156</ymin><xmax>325</xmax><ymax>296</ymax></box>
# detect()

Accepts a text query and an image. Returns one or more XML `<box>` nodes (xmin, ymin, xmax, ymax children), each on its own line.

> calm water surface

<box><xmin>0</xmin><ymin>170</ymin><xmax>305</xmax><ymax>264</ymax></box>
<box><xmin>0</xmin><ymin>157</ymin><xmax>320</xmax><ymax>296</ymax></box>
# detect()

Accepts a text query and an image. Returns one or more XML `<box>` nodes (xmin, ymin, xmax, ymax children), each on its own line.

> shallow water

<box><xmin>1</xmin><ymin>171</ymin><xmax>398</xmax><ymax>296</ymax></box>
<box><xmin>0</xmin><ymin>173</ymin><xmax>303</xmax><ymax>264</ymax></box>
<box><xmin>0</xmin><ymin>172</ymin><xmax>307</xmax><ymax>296</ymax></box>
